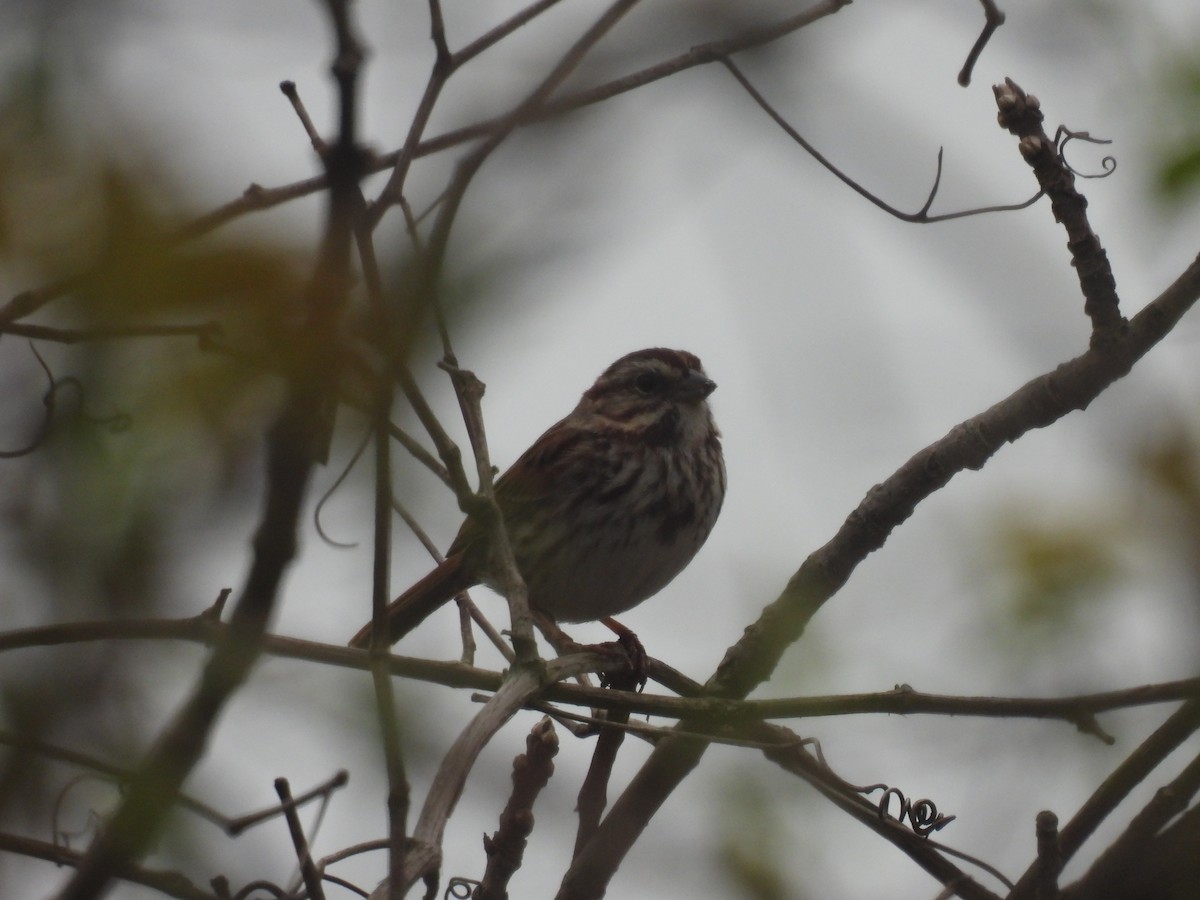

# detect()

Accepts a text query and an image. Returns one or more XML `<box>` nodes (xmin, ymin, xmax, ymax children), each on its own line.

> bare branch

<box><xmin>275</xmin><ymin>778</ymin><xmax>326</xmax><ymax>900</ymax></box>
<box><xmin>958</xmin><ymin>0</ymin><xmax>1006</xmax><ymax>87</ymax></box>
<box><xmin>721</xmin><ymin>58</ymin><xmax>1043</xmax><ymax>223</ymax></box>
<box><xmin>994</xmin><ymin>78</ymin><xmax>1125</xmax><ymax>340</ymax></box>
<box><xmin>280</xmin><ymin>80</ymin><xmax>330</xmax><ymax>157</ymax></box>
<box><xmin>379</xmin><ymin>657</ymin><xmax>600</xmax><ymax>898</ymax></box>
<box><xmin>0</xmin><ymin>831</ymin><xmax>216</xmax><ymax>900</ymax></box>
<box><xmin>456</xmin><ymin>0</ymin><xmax>567</xmax><ymax>67</ymax></box>
<box><xmin>0</xmin><ymin>321</ymin><xmax>221</xmax><ymax>344</ymax></box>
<box><xmin>1034</xmin><ymin>811</ymin><xmax>1061</xmax><ymax>900</ymax></box>
<box><xmin>476</xmin><ymin>717</ymin><xmax>559</xmax><ymax>900</ymax></box>
<box><xmin>1009</xmin><ymin>699</ymin><xmax>1200</xmax><ymax>899</ymax></box>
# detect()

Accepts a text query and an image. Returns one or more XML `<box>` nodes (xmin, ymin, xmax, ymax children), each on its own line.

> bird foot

<box><xmin>597</xmin><ymin>630</ymin><xmax>647</xmax><ymax>692</ymax></box>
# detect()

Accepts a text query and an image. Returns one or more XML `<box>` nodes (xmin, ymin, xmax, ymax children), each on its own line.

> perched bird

<box><xmin>349</xmin><ymin>347</ymin><xmax>725</xmax><ymax>651</ymax></box>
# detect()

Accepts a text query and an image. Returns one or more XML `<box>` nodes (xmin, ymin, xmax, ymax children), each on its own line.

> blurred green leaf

<box><xmin>1149</xmin><ymin>53</ymin><xmax>1200</xmax><ymax>203</ymax></box>
<box><xmin>993</xmin><ymin>516</ymin><xmax>1121</xmax><ymax>627</ymax></box>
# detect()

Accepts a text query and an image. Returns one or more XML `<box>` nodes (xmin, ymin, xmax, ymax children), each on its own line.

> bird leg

<box><xmin>530</xmin><ymin>612</ymin><xmax>647</xmax><ymax>691</ymax></box>
<box><xmin>600</xmin><ymin>617</ymin><xmax>647</xmax><ymax>691</ymax></box>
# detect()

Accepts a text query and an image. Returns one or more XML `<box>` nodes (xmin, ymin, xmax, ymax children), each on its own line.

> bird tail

<box><xmin>348</xmin><ymin>553</ymin><xmax>476</xmax><ymax>649</ymax></box>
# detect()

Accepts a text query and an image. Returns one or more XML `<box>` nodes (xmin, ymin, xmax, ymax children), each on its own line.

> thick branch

<box><xmin>1008</xmin><ymin>699</ymin><xmax>1200</xmax><ymax>898</ymax></box>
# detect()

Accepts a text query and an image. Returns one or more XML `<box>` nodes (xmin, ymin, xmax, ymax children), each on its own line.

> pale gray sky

<box><xmin>3</xmin><ymin>1</ymin><xmax>1200</xmax><ymax>897</ymax></box>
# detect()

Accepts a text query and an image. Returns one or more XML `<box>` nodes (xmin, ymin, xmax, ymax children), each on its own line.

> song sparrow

<box><xmin>349</xmin><ymin>347</ymin><xmax>726</xmax><ymax>650</ymax></box>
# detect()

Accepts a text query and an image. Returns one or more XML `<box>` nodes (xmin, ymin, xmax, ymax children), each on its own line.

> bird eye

<box><xmin>634</xmin><ymin>371</ymin><xmax>664</xmax><ymax>394</ymax></box>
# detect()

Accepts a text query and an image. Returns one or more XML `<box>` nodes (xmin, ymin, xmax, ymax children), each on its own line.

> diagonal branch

<box><xmin>374</xmin><ymin>656</ymin><xmax>597</xmax><ymax>898</ymax></box>
<box><xmin>1064</xmin><ymin>747</ymin><xmax>1200</xmax><ymax>899</ymax></box>
<box><xmin>722</xmin><ymin>57</ymin><xmax>1043</xmax><ymax>223</ymax></box>
<box><xmin>1008</xmin><ymin>698</ymin><xmax>1200</xmax><ymax>898</ymax></box>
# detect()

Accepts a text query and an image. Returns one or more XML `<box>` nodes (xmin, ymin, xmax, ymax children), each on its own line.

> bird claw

<box><xmin>598</xmin><ymin>631</ymin><xmax>647</xmax><ymax>692</ymax></box>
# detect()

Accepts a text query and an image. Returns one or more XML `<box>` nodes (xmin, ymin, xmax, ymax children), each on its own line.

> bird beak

<box><xmin>679</xmin><ymin>370</ymin><xmax>717</xmax><ymax>401</ymax></box>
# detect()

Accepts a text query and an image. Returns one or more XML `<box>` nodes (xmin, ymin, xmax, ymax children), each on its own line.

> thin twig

<box><xmin>280</xmin><ymin>80</ymin><xmax>330</xmax><ymax>156</ymax></box>
<box><xmin>0</xmin><ymin>321</ymin><xmax>222</xmax><ymax>344</ymax></box>
<box><xmin>958</xmin><ymin>0</ymin><xmax>1006</xmax><ymax>87</ymax></box>
<box><xmin>412</xmin><ymin>0</ymin><xmax>852</xmax><ymax>160</ymax></box>
<box><xmin>390</xmin><ymin>495</ymin><xmax>502</xmax><ymax>665</ymax></box>
<box><xmin>225</xmin><ymin>770</ymin><xmax>351</xmax><ymax>836</ymax></box>
<box><xmin>453</xmin><ymin>0</ymin><xmax>567</xmax><ymax>68</ymax></box>
<box><xmin>418</xmin><ymin>0</ymin><xmax>647</xmax><ymax>668</ymax></box>
<box><xmin>275</xmin><ymin>778</ymin><xmax>326</xmax><ymax>900</ymax></box>
<box><xmin>0</xmin><ymin>831</ymin><xmax>216</xmax><ymax>900</ymax></box>
<box><xmin>722</xmin><ymin>57</ymin><xmax>1043</xmax><ymax>223</ymax></box>
<box><xmin>355</xmin><ymin>202</ymin><xmax>415</xmax><ymax>900</ymax></box>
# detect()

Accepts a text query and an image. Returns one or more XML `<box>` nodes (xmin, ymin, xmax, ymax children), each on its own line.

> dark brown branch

<box><xmin>1009</xmin><ymin>699</ymin><xmax>1200</xmax><ymax>899</ymax></box>
<box><xmin>475</xmin><ymin>717</ymin><xmax>559</xmax><ymax>900</ymax></box>
<box><xmin>958</xmin><ymin>0</ymin><xmax>1006</xmax><ymax>87</ymax></box>
<box><xmin>395</xmin><ymin>366</ymin><xmax>475</xmax><ymax>499</ymax></box>
<box><xmin>572</xmin><ymin>703</ymin><xmax>631</xmax><ymax>859</ymax></box>
<box><xmin>225</xmin><ymin>770</ymin><xmax>350</xmax><ymax>836</ymax></box>
<box><xmin>994</xmin><ymin>78</ymin><xmax>1124</xmax><ymax>341</ymax></box>
<box><xmin>1065</xmin><ymin>749</ymin><xmax>1200</xmax><ymax>898</ymax></box>
<box><xmin>274</xmin><ymin>779</ymin><xmax>326</xmax><ymax>900</ymax></box>
<box><xmin>1033</xmin><ymin>811</ymin><xmax>1060</xmax><ymax>900</ymax></box>
<box><xmin>414</xmin><ymin>0</ymin><xmax>852</xmax><ymax>161</ymax></box>
<box><xmin>364</xmin><ymin>24</ymin><xmax>452</xmax><ymax>230</ymax></box>
<box><xmin>722</xmin><ymin>57</ymin><xmax>1043</xmax><ymax>223</ymax></box>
